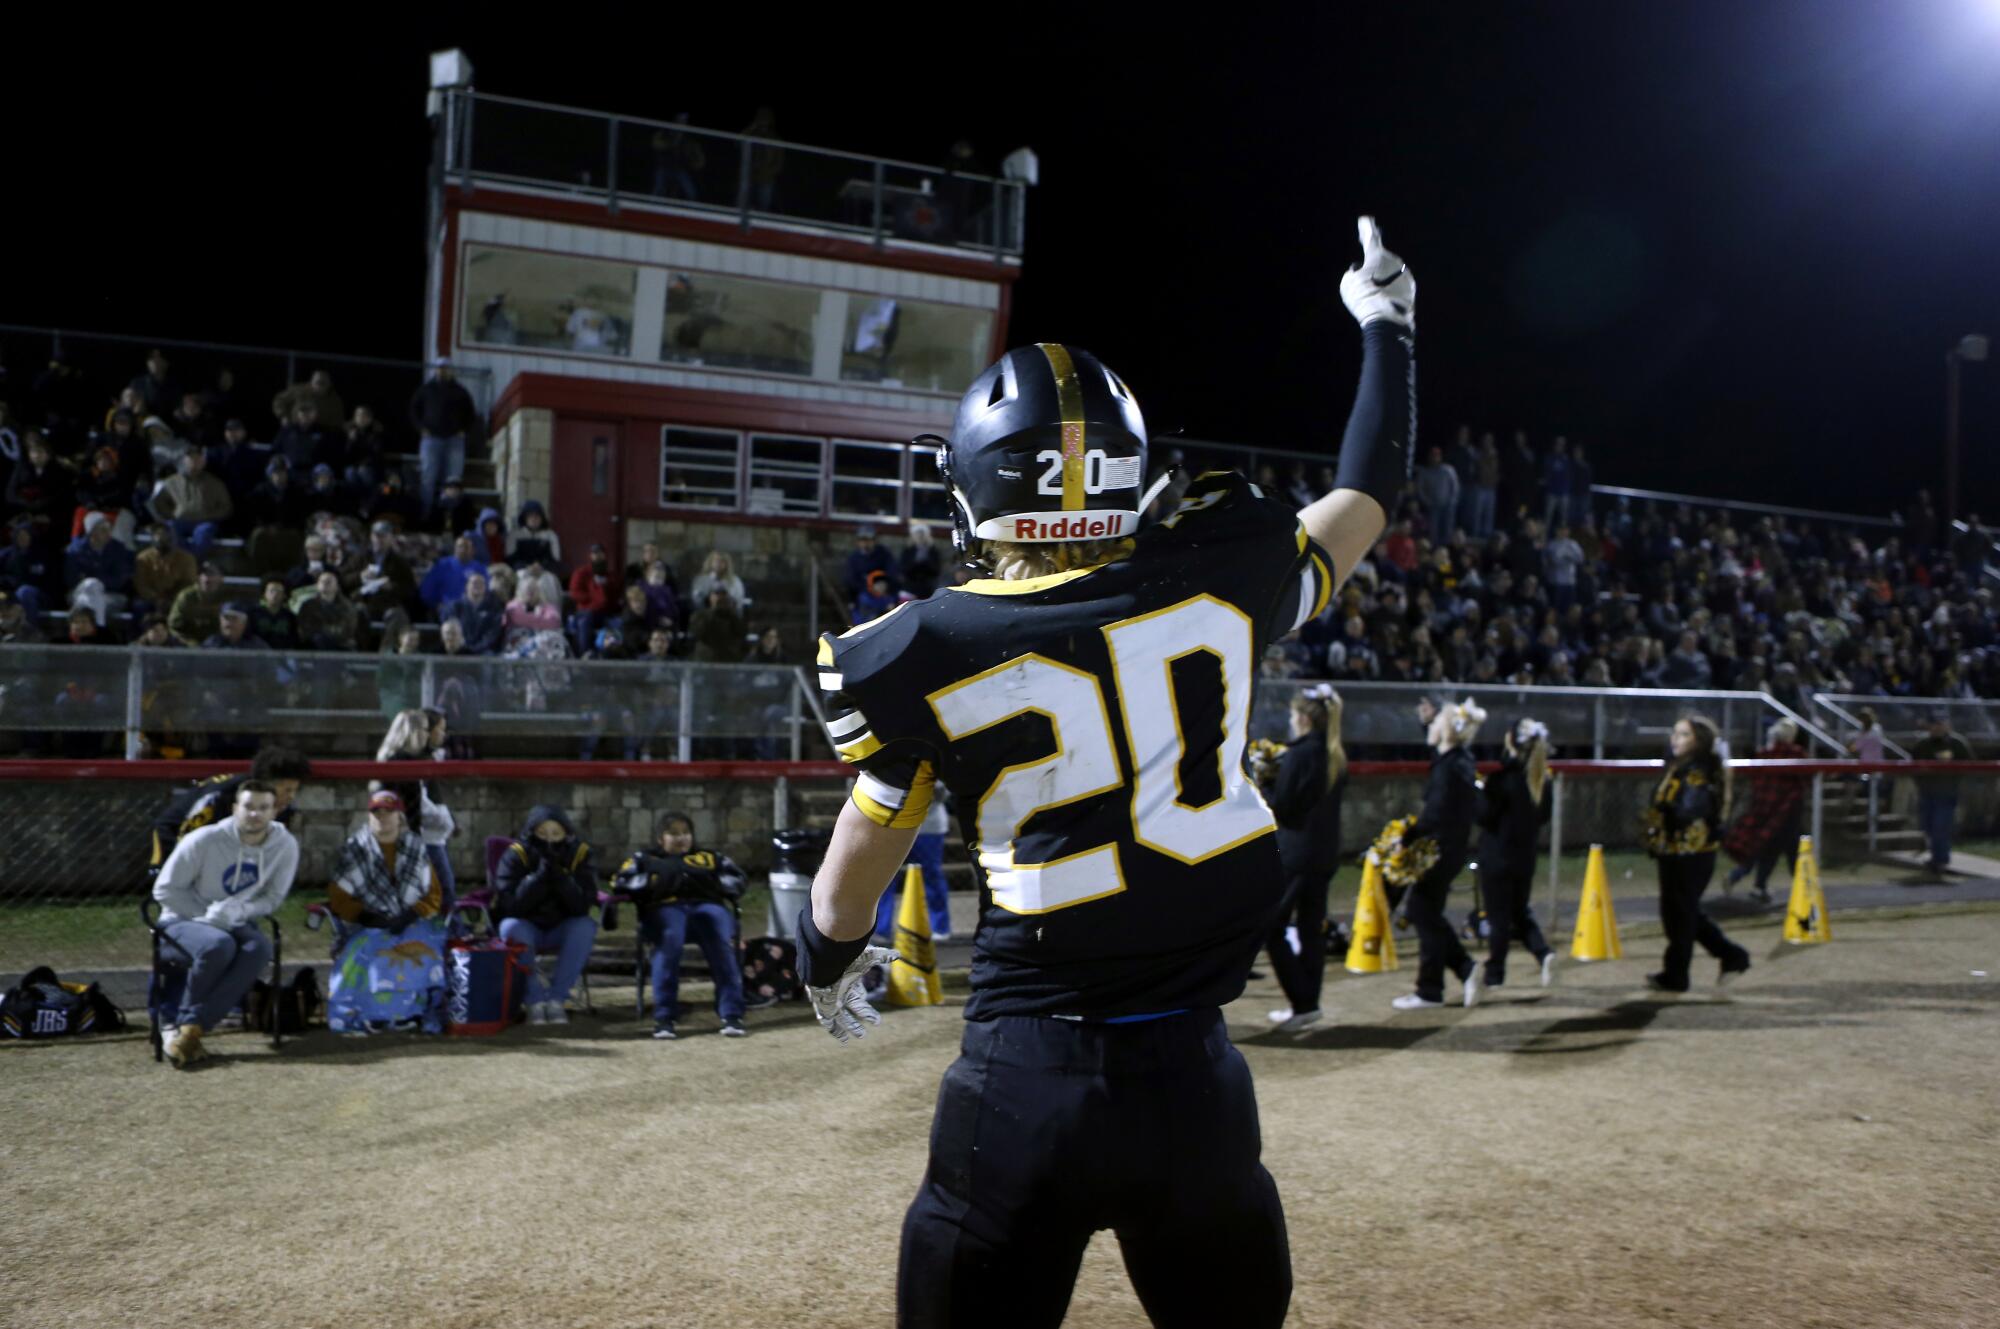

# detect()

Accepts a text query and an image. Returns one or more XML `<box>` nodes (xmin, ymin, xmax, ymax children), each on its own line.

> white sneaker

<box><xmin>933</xmin><ymin>931</ymin><xmax>954</xmax><ymax>943</ymax></box>
<box><xmin>1267</xmin><ymin>1007</ymin><xmax>1295</xmax><ymax>1025</ymax></box>
<box><xmin>546</xmin><ymin>1003</ymin><xmax>570</xmax><ymax>1025</ymax></box>
<box><xmin>1277</xmin><ymin>1009</ymin><xmax>1323</xmax><ymax>1033</ymax></box>
<box><xmin>1391</xmin><ymin>994</ymin><xmax>1444</xmax><ymax>1011</ymax></box>
<box><xmin>1463</xmin><ymin>971</ymin><xmax>1484</xmax><ymax>1008</ymax></box>
<box><xmin>528</xmin><ymin>1002</ymin><xmax>550</xmax><ymax>1025</ymax></box>
<box><xmin>1540</xmin><ymin>954</ymin><xmax>1557</xmax><ymax>988</ymax></box>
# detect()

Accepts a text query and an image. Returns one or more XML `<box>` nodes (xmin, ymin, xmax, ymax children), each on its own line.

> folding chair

<box><xmin>451</xmin><ymin>835</ymin><xmax>611</xmax><ymax>1015</ymax></box>
<box><xmin>142</xmin><ymin>897</ymin><xmax>283</xmax><ymax>1063</ymax></box>
<box><xmin>614</xmin><ymin>876</ymin><xmax>744</xmax><ymax>1020</ymax></box>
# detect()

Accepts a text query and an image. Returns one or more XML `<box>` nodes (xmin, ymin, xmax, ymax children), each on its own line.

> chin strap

<box><xmin>1136</xmin><ymin>466</ymin><xmax>1177</xmax><ymax>520</ymax></box>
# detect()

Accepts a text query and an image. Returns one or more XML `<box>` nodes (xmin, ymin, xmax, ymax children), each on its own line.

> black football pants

<box><xmin>898</xmin><ymin>1010</ymin><xmax>1291</xmax><ymax>1329</ymax></box>
<box><xmin>1480</xmin><ymin>867</ymin><xmax>1551</xmax><ymax>986</ymax></box>
<box><xmin>1266</xmin><ymin>866</ymin><xmax>1334</xmax><ymax>1014</ymax></box>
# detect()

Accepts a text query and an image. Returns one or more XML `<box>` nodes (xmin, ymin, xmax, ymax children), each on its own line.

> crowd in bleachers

<box><xmin>1231</xmin><ymin>427</ymin><xmax>2000</xmax><ymax>704</ymax></box>
<box><xmin>0</xmin><ymin>349</ymin><xmax>792</xmax><ymax>671</ymax></box>
<box><xmin>6</xmin><ymin>347</ymin><xmax>1996</xmax><ymax>760</ymax></box>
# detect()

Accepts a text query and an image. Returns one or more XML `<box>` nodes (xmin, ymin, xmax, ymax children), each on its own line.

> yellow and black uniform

<box><xmin>819</xmin><ymin>470</ymin><xmax>1334</xmax><ymax>1021</ymax></box>
<box><xmin>1644</xmin><ymin>752</ymin><xmax>1749</xmax><ymax>991</ymax></box>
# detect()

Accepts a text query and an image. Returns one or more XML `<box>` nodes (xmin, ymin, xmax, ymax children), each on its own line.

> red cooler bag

<box><xmin>446</xmin><ymin>938</ymin><xmax>531</xmax><ymax>1036</ymax></box>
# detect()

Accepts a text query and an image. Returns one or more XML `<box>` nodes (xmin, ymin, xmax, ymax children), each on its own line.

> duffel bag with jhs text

<box><xmin>1</xmin><ymin>965</ymin><xmax>126</xmax><ymax>1039</ymax></box>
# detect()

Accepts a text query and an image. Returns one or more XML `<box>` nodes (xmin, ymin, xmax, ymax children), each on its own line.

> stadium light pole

<box><xmin>1946</xmin><ymin>333</ymin><xmax>1990</xmax><ymax>522</ymax></box>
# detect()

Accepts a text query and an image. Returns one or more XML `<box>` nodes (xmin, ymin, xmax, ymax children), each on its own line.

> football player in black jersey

<box><xmin>798</xmin><ymin>218</ymin><xmax>1417</xmax><ymax>1329</ymax></box>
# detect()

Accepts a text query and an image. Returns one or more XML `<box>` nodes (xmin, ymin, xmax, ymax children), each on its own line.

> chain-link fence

<box><xmin>0</xmin><ymin>647</ymin><xmax>825</xmax><ymax>761</ymax></box>
<box><xmin>0</xmin><ymin>762</ymin><xmax>853</xmax><ymax>1008</ymax></box>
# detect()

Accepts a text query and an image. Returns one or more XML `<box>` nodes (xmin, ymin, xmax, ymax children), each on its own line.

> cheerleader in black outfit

<box><xmin>1393</xmin><ymin>698</ymin><xmax>1488</xmax><ymax>1010</ymax></box>
<box><xmin>1258</xmin><ymin>684</ymin><xmax>1348</xmax><ymax>1033</ymax></box>
<box><xmin>1644</xmin><ymin>714</ymin><xmax>1752</xmax><ymax>993</ymax></box>
<box><xmin>1477</xmin><ymin>717</ymin><xmax>1557</xmax><ymax>991</ymax></box>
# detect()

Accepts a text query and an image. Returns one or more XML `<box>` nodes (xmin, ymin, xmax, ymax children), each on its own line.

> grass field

<box><xmin>3</xmin><ymin>904</ymin><xmax>1997</xmax><ymax>1328</ymax></box>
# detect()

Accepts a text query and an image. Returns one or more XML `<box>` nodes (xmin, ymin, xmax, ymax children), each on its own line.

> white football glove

<box><xmin>1338</xmin><ymin>215</ymin><xmax>1415</xmax><ymax>331</ymax></box>
<box><xmin>807</xmin><ymin>945</ymin><xmax>899</xmax><ymax>1044</ymax></box>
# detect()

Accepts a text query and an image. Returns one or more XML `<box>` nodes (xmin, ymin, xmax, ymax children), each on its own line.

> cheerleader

<box><xmin>1256</xmin><ymin>684</ymin><xmax>1349</xmax><ymax>1032</ymax></box>
<box><xmin>1392</xmin><ymin>698</ymin><xmax>1488</xmax><ymax>1010</ymax></box>
<box><xmin>1644</xmin><ymin>714</ymin><xmax>1752</xmax><ymax>993</ymax></box>
<box><xmin>1476</xmin><ymin>717</ymin><xmax>1556</xmax><ymax>990</ymax></box>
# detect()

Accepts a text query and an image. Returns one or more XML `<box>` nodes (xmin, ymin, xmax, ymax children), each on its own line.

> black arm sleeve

<box><xmin>1475</xmin><ymin>776</ymin><xmax>1508</xmax><ymax>834</ymax></box>
<box><xmin>1332</xmin><ymin>320</ymin><xmax>1416</xmax><ymax>514</ymax></box>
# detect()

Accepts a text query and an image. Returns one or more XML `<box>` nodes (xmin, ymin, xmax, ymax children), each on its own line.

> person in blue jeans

<box><xmin>492</xmin><ymin>803</ymin><xmax>600</xmax><ymax>1025</ymax></box>
<box><xmin>873</xmin><ymin>788</ymin><xmax>953</xmax><ymax>943</ymax></box>
<box><xmin>1911</xmin><ymin>716</ymin><xmax>1973</xmax><ymax>871</ymax></box>
<box><xmin>615</xmin><ymin>812</ymin><xmax>749</xmax><ymax>1041</ymax></box>
<box><xmin>408</xmin><ymin>358</ymin><xmax>479</xmax><ymax>519</ymax></box>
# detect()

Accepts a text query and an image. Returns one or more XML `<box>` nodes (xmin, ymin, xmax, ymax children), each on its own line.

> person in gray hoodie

<box><xmin>151</xmin><ymin>780</ymin><xmax>301</xmax><ymax>1066</ymax></box>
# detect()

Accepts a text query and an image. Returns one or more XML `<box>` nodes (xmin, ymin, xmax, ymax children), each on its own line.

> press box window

<box><xmin>661</xmin><ymin>426</ymin><xmax>743</xmax><ymax>509</ymax></box>
<box><xmin>746</xmin><ymin>434</ymin><xmax>826</xmax><ymax>517</ymax></box>
<box><xmin>840</xmin><ymin>297</ymin><xmax>994</xmax><ymax>394</ymax></box>
<box><xmin>460</xmin><ymin>244</ymin><xmax>638</xmax><ymax>358</ymax></box>
<box><xmin>831</xmin><ymin>439</ymin><xmax>905</xmax><ymax>522</ymax></box>
<box><xmin>661</xmin><ymin>270</ymin><xmax>820</xmax><ymax>377</ymax></box>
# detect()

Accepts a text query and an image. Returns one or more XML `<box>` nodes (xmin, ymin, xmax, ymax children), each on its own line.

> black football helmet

<box><xmin>920</xmin><ymin>343</ymin><xmax>1171</xmax><ymax>552</ymax></box>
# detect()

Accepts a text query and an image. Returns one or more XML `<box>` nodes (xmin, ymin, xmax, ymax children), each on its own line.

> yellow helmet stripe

<box><xmin>1038</xmin><ymin>343</ymin><xmax>1087</xmax><ymax>512</ymax></box>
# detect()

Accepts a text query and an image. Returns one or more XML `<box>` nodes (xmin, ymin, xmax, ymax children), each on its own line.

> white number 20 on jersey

<box><xmin>927</xmin><ymin>595</ymin><xmax>1269</xmax><ymax>914</ymax></box>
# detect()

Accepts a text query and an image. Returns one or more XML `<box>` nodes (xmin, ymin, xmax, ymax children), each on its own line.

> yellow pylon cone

<box><xmin>1783</xmin><ymin>835</ymin><xmax>1833</xmax><ymax>945</ymax></box>
<box><xmin>1569</xmin><ymin>844</ymin><xmax>1624</xmax><ymax>961</ymax></box>
<box><xmin>1345</xmin><ymin>858</ymin><xmax>1400</xmax><ymax>973</ymax></box>
<box><xmin>885</xmin><ymin>865</ymin><xmax>943</xmax><ymax>1006</ymax></box>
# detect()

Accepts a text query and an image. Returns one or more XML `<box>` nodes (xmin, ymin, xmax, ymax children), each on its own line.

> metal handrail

<box><xmin>452</xmin><ymin>89</ymin><xmax>1016</xmax><ymax>187</ymax></box>
<box><xmin>1586</xmin><ymin>484</ymin><xmax>1900</xmax><ymax>528</ymax></box>
<box><xmin>1809</xmin><ymin>693</ymin><xmax>1916</xmax><ymax>760</ymax></box>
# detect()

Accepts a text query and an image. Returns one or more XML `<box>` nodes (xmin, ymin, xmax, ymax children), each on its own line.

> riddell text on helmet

<box><xmin>1008</xmin><ymin>513</ymin><xmax>1135</xmax><ymax>540</ymax></box>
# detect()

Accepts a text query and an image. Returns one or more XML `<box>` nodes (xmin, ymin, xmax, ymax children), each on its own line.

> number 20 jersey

<box><xmin>820</xmin><ymin>471</ymin><xmax>1336</xmax><ymax>1020</ymax></box>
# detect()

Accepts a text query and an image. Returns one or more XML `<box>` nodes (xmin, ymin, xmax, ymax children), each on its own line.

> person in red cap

<box><xmin>324</xmin><ymin>789</ymin><xmax>450</xmax><ymax>1034</ymax></box>
<box><xmin>327</xmin><ymin>791</ymin><xmax>444</xmax><ymax>939</ymax></box>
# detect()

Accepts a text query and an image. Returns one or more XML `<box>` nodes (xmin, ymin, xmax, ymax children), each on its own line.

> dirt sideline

<box><xmin>2</xmin><ymin>907</ymin><xmax>1996</xmax><ymax>1328</ymax></box>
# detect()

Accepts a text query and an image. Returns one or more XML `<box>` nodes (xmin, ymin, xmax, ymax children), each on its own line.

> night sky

<box><xmin>12</xmin><ymin>2</ymin><xmax>1999</xmax><ymax>516</ymax></box>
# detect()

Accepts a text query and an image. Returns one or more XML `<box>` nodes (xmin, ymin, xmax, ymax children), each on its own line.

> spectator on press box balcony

<box><xmin>409</xmin><ymin>358</ymin><xmax>478</xmax><ymax>519</ymax></box>
<box><xmin>444</xmin><ymin>570</ymin><xmax>504</xmax><ymax>655</ymax></box>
